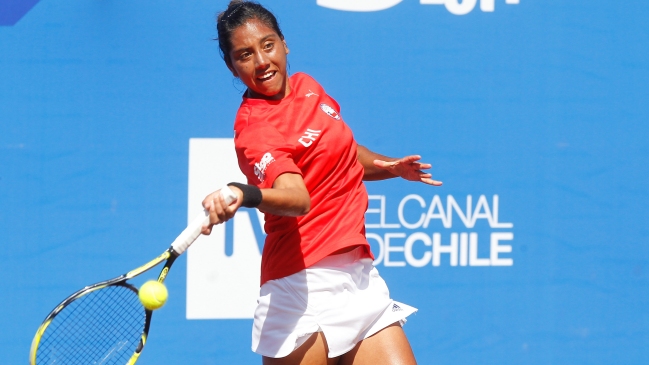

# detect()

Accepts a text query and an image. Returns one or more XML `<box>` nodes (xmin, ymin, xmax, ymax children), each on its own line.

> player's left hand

<box><xmin>373</xmin><ymin>155</ymin><xmax>442</xmax><ymax>186</ymax></box>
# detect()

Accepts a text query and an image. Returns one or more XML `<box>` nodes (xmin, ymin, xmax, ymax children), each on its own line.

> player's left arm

<box><xmin>357</xmin><ymin>145</ymin><xmax>442</xmax><ymax>186</ymax></box>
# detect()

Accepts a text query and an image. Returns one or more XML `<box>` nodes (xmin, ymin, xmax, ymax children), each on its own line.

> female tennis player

<box><xmin>201</xmin><ymin>1</ymin><xmax>442</xmax><ymax>364</ymax></box>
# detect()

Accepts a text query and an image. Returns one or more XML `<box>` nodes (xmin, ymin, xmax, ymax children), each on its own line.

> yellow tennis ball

<box><xmin>138</xmin><ymin>280</ymin><xmax>168</xmax><ymax>310</ymax></box>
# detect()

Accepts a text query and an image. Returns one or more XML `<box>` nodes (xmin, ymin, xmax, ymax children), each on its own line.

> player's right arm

<box><xmin>257</xmin><ymin>172</ymin><xmax>310</xmax><ymax>216</ymax></box>
<box><xmin>201</xmin><ymin>119</ymin><xmax>311</xmax><ymax>235</ymax></box>
<box><xmin>200</xmin><ymin>173</ymin><xmax>310</xmax><ymax>235</ymax></box>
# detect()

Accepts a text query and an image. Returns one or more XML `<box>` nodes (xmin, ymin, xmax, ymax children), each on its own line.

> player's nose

<box><xmin>253</xmin><ymin>50</ymin><xmax>270</xmax><ymax>69</ymax></box>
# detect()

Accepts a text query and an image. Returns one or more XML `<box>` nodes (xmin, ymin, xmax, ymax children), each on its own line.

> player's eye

<box><xmin>238</xmin><ymin>51</ymin><xmax>252</xmax><ymax>60</ymax></box>
<box><xmin>263</xmin><ymin>42</ymin><xmax>274</xmax><ymax>51</ymax></box>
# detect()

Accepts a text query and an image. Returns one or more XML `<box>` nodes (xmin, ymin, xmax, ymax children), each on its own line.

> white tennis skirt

<box><xmin>251</xmin><ymin>247</ymin><xmax>417</xmax><ymax>358</ymax></box>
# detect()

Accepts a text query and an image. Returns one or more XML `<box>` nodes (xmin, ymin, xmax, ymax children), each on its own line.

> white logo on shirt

<box><xmin>305</xmin><ymin>90</ymin><xmax>319</xmax><ymax>98</ymax></box>
<box><xmin>319</xmin><ymin>103</ymin><xmax>341</xmax><ymax>120</ymax></box>
<box><xmin>254</xmin><ymin>152</ymin><xmax>275</xmax><ymax>182</ymax></box>
<box><xmin>299</xmin><ymin>129</ymin><xmax>322</xmax><ymax>148</ymax></box>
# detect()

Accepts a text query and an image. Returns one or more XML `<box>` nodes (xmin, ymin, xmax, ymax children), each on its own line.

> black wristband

<box><xmin>227</xmin><ymin>182</ymin><xmax>263</xmax><ymax>208</ymax></box>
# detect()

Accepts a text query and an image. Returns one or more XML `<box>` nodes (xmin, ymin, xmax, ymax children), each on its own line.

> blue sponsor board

<box><xmin>2</xmin><ymin>1</ymin><xmax>648</xmax><ymax>364</ymax></box>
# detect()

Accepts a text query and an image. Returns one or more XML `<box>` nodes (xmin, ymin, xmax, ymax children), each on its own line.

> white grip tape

<box><xmin>171</xmin><ymin>186</ymin><xmax>238</xmax><ymax>255</ymax></box>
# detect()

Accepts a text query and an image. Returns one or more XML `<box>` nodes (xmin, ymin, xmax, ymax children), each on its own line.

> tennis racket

<box><xmin>29</xmin><ymin>186</ymin><xmax>238</xmax><ymax>365</ymax></box>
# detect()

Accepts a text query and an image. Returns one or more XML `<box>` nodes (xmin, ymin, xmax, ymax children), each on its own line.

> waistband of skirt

<box><xmin>311</xmin><ymin>246</ymin><xmax>370</xmax><ymax>268</ymax></box>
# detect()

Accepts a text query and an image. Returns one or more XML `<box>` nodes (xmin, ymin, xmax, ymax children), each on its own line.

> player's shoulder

<box><xmin>291</xmin><ymin>72</ymin><xmax>316</xmax><ymax>83</ymax></box>
<box><xmin>291</xmin><ymin>72</ymin><xmax>325</xmax><ymax>93</ymax></box>
<box><xmin>291</xmin><ymin>72</ymin><xmax>341</xmax><ymax>111</ymax></box>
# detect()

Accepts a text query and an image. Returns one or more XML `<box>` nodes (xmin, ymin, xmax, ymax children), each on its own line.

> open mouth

<box><xmin>257</xmin><ymin>70</ymin><xmax>276</xmax><ymax>82</ymax></box>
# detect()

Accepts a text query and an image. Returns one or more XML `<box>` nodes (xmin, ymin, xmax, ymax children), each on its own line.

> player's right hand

<box><xmin>201</xmin><ymin>188</ymin><xmax>242</xmax><ymax>235</ymax></box>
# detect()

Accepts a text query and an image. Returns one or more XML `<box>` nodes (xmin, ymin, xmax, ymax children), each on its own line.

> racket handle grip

<box><xmin>171</xmin><ymin>186</ymin><xmax>238</xmax><ymax>255</ymax></box>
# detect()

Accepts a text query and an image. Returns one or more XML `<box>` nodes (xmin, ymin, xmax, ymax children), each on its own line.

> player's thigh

<box><xmin>262</xmin><ymin>332</ymin><xmax>339</xmax><ymax>365</ymax></box>
<box><xmin>338</xmin><ymin>323</ymin><xmax>417</xmax><ymax>365</ymax></box>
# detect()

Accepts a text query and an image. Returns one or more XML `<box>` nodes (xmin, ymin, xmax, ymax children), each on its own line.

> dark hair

<box><xmin>216</xmin><ymin>1</ymin><xmax>284</xmax><ymax>67</ymax></box>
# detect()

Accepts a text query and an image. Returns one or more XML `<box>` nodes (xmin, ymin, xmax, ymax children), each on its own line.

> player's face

<box><xmin>227</xmin><ymin>18</ymin><xmax>290</xmax><ymax>100</ymax></box>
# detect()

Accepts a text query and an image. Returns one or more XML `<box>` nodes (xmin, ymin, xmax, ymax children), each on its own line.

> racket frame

<box><xmin>29</xmin><ymin>248</ymin><xmax>179</xmax><ymax>365</ymax></box>
<box><xmin>29</xmin><ymin>186</ymin><xmax>236</xmax><ymax>364</ymax></box>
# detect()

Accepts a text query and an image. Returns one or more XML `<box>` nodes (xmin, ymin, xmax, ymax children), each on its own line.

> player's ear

<box><xmin>226</xmin><ymin>62</ymin><xmax>239</xmax><ymax>78</ymax></box>
<box><xmin>283</xmin><ymin>40</ymin><xmax>289</xmax><ymax>55</ymax></box>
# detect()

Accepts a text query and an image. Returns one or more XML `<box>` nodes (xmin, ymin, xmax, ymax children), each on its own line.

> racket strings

<box><xmin>37</xmin><ymin>285</ymin><xmax>146</xmax><ymax>365</ymax></box>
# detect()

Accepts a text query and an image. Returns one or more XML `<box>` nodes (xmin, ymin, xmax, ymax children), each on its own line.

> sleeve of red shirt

<box><xmin>234</xmin><ymin>121</ymin><xmax>303</xmax><ymax>189</ymax></box>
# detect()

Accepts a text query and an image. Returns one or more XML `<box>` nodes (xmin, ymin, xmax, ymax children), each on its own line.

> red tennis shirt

<box><xmin>233</xmin><ymin>72</ymin><xmax>373</xmax><ymax>285</ymax></box>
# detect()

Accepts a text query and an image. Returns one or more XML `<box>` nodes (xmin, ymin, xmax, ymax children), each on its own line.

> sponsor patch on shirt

<box><xmin>254</xmin><ymin>152</ymin><xmax>275</xmax><ymax>183</ymax></box>
<box><xmin>319</xmin><ymin>103</ymin><xmax>341</xmax><ymax>120</ymax></box>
